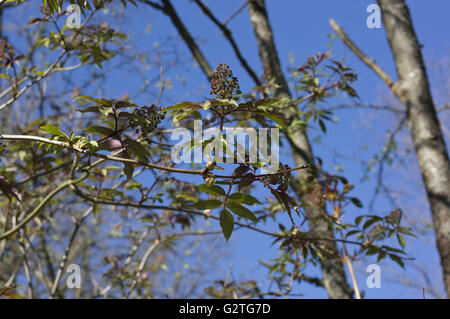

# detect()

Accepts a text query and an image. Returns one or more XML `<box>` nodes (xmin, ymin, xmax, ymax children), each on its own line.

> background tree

<box><xmin>329</xmin><ymin>0</ymin><xmax>450</xmax><ymax>296</ymax></box>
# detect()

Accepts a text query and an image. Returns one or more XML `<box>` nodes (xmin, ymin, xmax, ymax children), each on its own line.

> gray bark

<box><xmin>248</xmin><ymin>0</ymin><xmax>353</xmax><ymax>298</ymax></box>
<box><xmin>378</xmin><ymin>0</ymin><xmax>450</xmax><ymax>297</ymax></box>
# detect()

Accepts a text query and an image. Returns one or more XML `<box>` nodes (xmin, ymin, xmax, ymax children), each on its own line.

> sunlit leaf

<box><xmin>40</xmin><ymin>124</ymin><xmax>64</xmax><ymax>137</ymax></box>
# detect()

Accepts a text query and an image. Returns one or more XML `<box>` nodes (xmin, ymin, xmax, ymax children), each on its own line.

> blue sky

<box><xmin>5</xmin><ymin>0</ymin><xmax>450</xmax><ymax>298</ymax></box>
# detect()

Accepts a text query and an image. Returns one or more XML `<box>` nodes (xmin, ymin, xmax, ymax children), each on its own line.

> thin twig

<box><xmin>126</xmin><ymin>238</ymin><xmax>161</xmax><ymax>298</ymax></box>
<box><xmin>329</xmin><ymin>19</ymin><xmax>399</xmax><ymax>98</ymax></box>
<box><xmin>50</xmin><ymin>207</ymin><xmax>93</xmax><ymax>298</ymax></box>
<box><xmin>223</xmin><ymin>1</ymin><xmax>248</xmax><ymax>25</ymax></box>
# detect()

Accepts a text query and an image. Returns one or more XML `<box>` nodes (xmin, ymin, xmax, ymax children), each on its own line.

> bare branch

<box><xmin>369</xmin><ymin>116</ymin><xmax>407</xmax><ymax>210</ymax></box>
<box><xmin>50</xmin><ymin>207</ymin><xmax>93</xmax><ymax>298</ymax></box>
<box><xmin>126</xmin><ymin>238</ymin><xmax>161</xmax><ymax>298</ymax></box>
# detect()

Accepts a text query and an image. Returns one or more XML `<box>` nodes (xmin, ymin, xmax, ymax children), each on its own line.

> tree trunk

<box><xmin>378</xmin><ymin>0</ymin><xmax>450</xmax><ymax>297</ymax></box>
<box><xmin>248</xmin><ymin>0</ymin><xmax>353</xmax><ymax>298</ymax></box>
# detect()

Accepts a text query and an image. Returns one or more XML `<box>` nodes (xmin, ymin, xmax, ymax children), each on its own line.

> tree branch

<box><xmin>192</xmin><ymin>0</ymin><xmax>261</xmax><ymax>85</ymax></box>
<box><xmin>223</xmin><ymin>1</ymin><xmax>249</xmax><ymax>26</ymax></box>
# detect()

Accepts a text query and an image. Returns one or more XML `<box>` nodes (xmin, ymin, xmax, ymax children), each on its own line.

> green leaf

<box><xmin>197</xmin><ymin>184</ymin><xmax>226</xmax><ymax>196</ymax></box>
<box><xmin>258</xmin><ymin>112</ymin><xmax>286</xmax><ymax>128</ymax></box>
<box><xmin>291</xmin><ymin>119</ymin><xmax>307</xmax><ymax>129</ymax></box>
<box><xmin>381</xmin><ymin>246</ymin><xmax>405</xmax><ymax>255</ymax></box>
<box><xmin>365</xmin><ymin>246</ymin><xmax>379</xmax><ymax>256</ymax></box>
<box><xmin>302</xmin><ymin>246</ymin><xmax>309</xmax><ymax>259</ymax></box>
<box><xmin>172</xmin><ymin>107</ymin><xmax>200</xmax><ymax>124</ymax></box>
<box><xmin>258</xmin><ymin>97</ymin><xmax>289</xmax><ymax>107</ymax></box>
<box><xmin>36</xmin><ymin>37</ymin><xmax>50</xmax><ymax>47</ymax></box>
<box><xmin>377</xmin><ymin>251</ymin><xmax>387</xmax><ymax>262</ymax></box>
<box><xmin>225</xmin><ymin>202</ymin><xmax>258</xmax><ymax>222</ymax></box>
<box><xmin>389</xmin><ymin>254</ymin><xmax>405</xmax><ymax>268</ymax></box>
<box><xmin>118</xmin><ymin>111</ymin><xmax>132</xmax><ymax>118</ymax></box>
<box><xmin>202</xmin><ymin>100</ymin><xmax>212</xmax><ymax>110</ymax></box>
<box><xmin>78</xmin><ymin>106</ymin><xmax>101</xmax><ymax>113</ymax></box>
<box><xmin>123</xmin><ymin>162</ymin><xmax>134</xmax><ymax>180</ymax></box>
<box><xmin>83</xmin><ymin>126</ymin><xmax>114</xmax><ymax>136</ymax></box>
<box><xmin>212</xmin><ymin>99</ymin><xmax>238</xmax><ymax>107</ymax></box>
<box><xmin>232</xmin><ymin>164</ymin><xmax>250</xmax><ymax>177</ymax></box>
<box><xmin>397</xmin><ymin>233</ymin><xmax>405</xmax><ymax>249</ymax></box>
<box><xmin>228</xmin><ymin>193</ymin><xmax>261</xmax><ymax>205</ymax></box>
<box><xmin>99</xmin><ymin>106</ymin><xmax>114</xmax><ymax>117</ymax></box>
<box><xmin>345</xmin><ymin>230</ymin><xmax>359</xmax><ymax>238</ymax></box>
<box><xmin>115</xmin><ymin>101</ymin><xmax>139</xmax><ymax>108</ymax></box>
<box><xmin>238</xmin><ymin>173</ymin><xmax>256</xmax><ymax>190</ymax></box>
<box><xmin>40</xmin><ymin>124</ymin><xmax>64</xmax><ymax>137</ymax></box>
<box><xmin>124</xmin><ymin>138</ymin><xmax>150</xmax><ymax>162</ymax></box>
<box><xmin>363</xmin><ymin>218</ymin><xmax>379</xmax><ymax>230</ymax></box>
<box><xmin>175</xmin><ymin>194</ymin><xmax>198</xmax><ymax>203</ymax></box>
<box><xmin>397</xmin><ymin>226</ymin><xmax>416</xmax><ymax>237</ymax></box>
<box><xmin>74</xmin><ymin>96</ymin><xmax>112</xmax><ymax>106</ymax></box>
<box><xmin>88</xmin><ymin>140</ymin><xmax>98</xmax><ymax>152</ymax></box>
<box><xmin>162</xmin><ymin>102</ymin><xmax>200</xmax><ymax>111</ymax></box>
<box><xmin>318</xmin><ymin>119</ymin><xmax>327</xmax><ymax>133</ymax></box>
<box><xmin>191</xmin><ymin>200</ymin><xmax>222</xmax><ymax>210</ymax></box>
<box><xmin>220</xmin><ymin>209</ymin><xmax>234</xmax><ymax>241</ymax></box>
<box><xmin>350</xmin><ymin>197</ymin><xmax>363</xmax><ymax>208</ymax></box>
<box><xmin>271</xmin><ymin>189</ymin><xmax>288</xmax><ymax>212</ymax></box>
<box><xmin>345</xmin><ymin>85</ymin><xmax>358</xmax><ymax>98</ymax></box>
<box><xmin>355</xmin><ymin>215</ymin><xmax>364</xmax><ymax>226</ymax></box>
